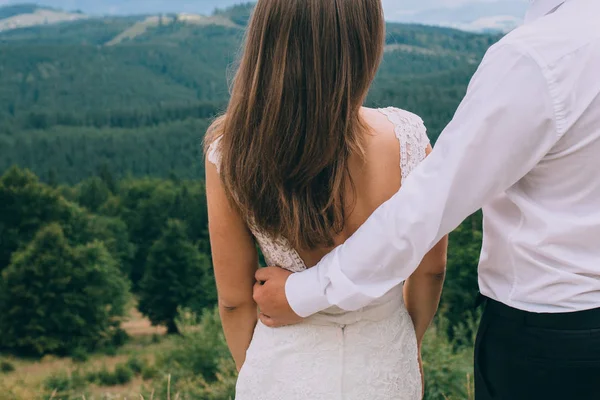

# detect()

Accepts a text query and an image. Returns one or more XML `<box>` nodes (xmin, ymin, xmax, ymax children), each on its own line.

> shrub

<box><xmin>440</xmin><ymin>213</ymin><xmax>483</xmax><ymax>346</ymax></box>
<box><xmin>141</xmin><ymin>364</ymin><xmax>159</xmax><ymax>381</ymax></box>
<box><xmin>43</xmin><ymin>369</ymin><xmax>86</xmax><ymax>398</ymax></box>
<box><xmin>70</xmin><ymin>347</ymin><xmax>89</xmax><ymax>363</ymax></box>
<box><xmin>43</xmin><ymin>371</ymin><xmax>73</xmax><ymax>394</ymax></box>
<box><xmin>127</xmin><ymin>355</ymin><xmax>147</xmax><ymax>375</ymax></box>
<box><xmin>153</xmin><ymin>307</ymin><xmax>236</xmax><ymax>399</ymax></box>
<box><xmin>0</xmin><ymin>224</ymin><xmax>131</xmax><ymax>355</ymax></box>
<box><xmin>96</xmin><ymin>365</ymin><xmax>119</xmax><ymax>387</ymax></box>
<box><xmin>102</xmin><ymin>346</ymin><xmax>118</xmax><ymax>356</ymax></box>
<box><xmin>110</xmin><ymin>327</ymin><xmax>130</xmax><ymax>347</ymax></box>
<box><xmin>422</xmin><ymin>323</ymin><xmax>474</xmax><ymax>400</ymax></box>
<box><xmin>0</xmin><ymin>360</ymin><xmax>15</xmax><ymax>373</ymax></box>
<box><xmin>138</xmin><ymin>219</ymin><xmax>216</xmax><ymax>334</ymax></box>
<box><xmin>151</xmin><ymin>333</ymin><xmax>162</xmax><ymax>344</ymax></box>
<box><xmin>114</xmin><ymin>362</ymin><xmax>134</xmax><ymax>385</ymax></box>
<box><xmin>159</xmin><ymin>307</ymin><xmax>231</xmax><ymax>381</ymax></box>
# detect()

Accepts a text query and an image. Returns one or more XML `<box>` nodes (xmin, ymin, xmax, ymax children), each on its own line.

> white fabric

<box><xmin>287</xmin><ymin>0</ymin><xmax>600</xmax><ymax>317</ymax></box>
<box><xmin>208</xmin><ymin>108</ymin><xmax>430</xmax><ymax>399</ymax></box>
<box><xmin>524</xmin><ymin>0</ymin><xmax>567</xmax><ymax>23</ymax></box>
<box><xmin>236</xmin><ymin>286</ymin><xmax>422</xmax><ymax>400</ymax></box>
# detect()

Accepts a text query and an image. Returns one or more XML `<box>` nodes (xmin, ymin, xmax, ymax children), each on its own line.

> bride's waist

<box><xmin>305</xmin><ymin>285</ymin><xmax>405</xmax><ymax>327</ymax></box>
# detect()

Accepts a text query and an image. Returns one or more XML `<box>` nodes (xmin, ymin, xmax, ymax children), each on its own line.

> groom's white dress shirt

<box><xmin>287</xmin><ymin>0</ymin><xmax>600</xmax><ymax>316</ymax></box>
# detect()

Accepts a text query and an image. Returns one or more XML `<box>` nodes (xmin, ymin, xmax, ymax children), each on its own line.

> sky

<box><xmin>0</xmin><ymin>0</ymin><xmax>527</xmax><ymax>17</ymax></box>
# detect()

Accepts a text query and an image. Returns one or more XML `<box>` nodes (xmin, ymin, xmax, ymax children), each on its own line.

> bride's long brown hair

<box><xmin>206</xmin><ymin>0</ymin><xmax>385</xmax><ymax>250</ymax></box>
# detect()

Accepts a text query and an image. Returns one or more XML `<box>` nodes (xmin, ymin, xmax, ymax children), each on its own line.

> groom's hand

<box><xmin>253</xmin><ymin>267</ymin><xmax>304</xmax><ymax>328</ymax></box>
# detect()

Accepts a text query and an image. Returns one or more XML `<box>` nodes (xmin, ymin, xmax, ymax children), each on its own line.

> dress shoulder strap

<box><xmin>377</xmin><ymin>107</ymin><xmax>430</xmax><ymax>182</ymax></box>
<box><xmin>206</xmin><ymin>136</ymin><xmax>223</xmax><ymax>172</ymax></box>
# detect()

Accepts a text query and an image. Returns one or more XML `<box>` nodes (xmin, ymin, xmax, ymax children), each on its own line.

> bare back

<box><xmin>296</xmin><ymin>107</ymin><xmax>431</xmax><ymax>267</ymax></box>
<box><xmin>207</xmin><ymin>106</ymin><xmax>430</xmax><ymax>272</ymax></box>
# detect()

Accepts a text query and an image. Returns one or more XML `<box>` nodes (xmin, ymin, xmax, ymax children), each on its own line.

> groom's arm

<box><xmin>284</xmin><ymin>42</ymin><xmax>565</xmax><ymax>317</ymax></box>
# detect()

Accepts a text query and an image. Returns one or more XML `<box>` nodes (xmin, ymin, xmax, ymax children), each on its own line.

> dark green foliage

<box><xmin>440</xmin><ymin>212</ymin><xmax>483</xmax><ymax>346</ymax></box>
<box><xmin>113</xmin><ymin>362</ymin><xmax>135</xmax><ymax>385</ymax></box>
<box><xmin>109</xmin><ymin>328</ymin><xmax>130</xmax><ymax>348</ymax></box>
<box><xmin>76</xmin><ymin>177</ymin><xmax>111</xmax><ymax>212</ymax></box>
<box><xmin>0</xmin><ymin>359</ymin><xmax>15</xmax><ymax>373</ymax></box>
<box><xmin>95</xmin><ymin>365</ymin><xmax>120</xmax><ymax>386</ymax></box>
<box><xmin>0</xmin><ymin>166</ymin><xmax>80</xmax><ymax>271</ymax></box>
<box><xmin>114</xmin><ymin>178</ymin><xmax>209</xmax><ymax>286</ymax></box>
<box><xmin>422</xmin><ymin>326</ymin><xmax>474</xmax><ymax>400</ymax></box>
<box><xmin>0</xmin><ymin>14</ymin><xmax>496</xmax><ymax>183</ymax></box>
<box><xmin>83</xmin><ymin>215</ymin><xmax>136</xmax><ymax>278</ymax></box>
<box><xmin>0</xmin><ymin>224</ymin><xmax>130</xmax><ymax>355</ymax></box>
<box><xmin>126</xmin><ymin>355</ymin><xmax>147</xmax><ymax>375</ymax></box>
<box><xmin>42</xmin><ymin>369</ymin><xmax>87</xmax><ymax>399</ymax></box>
<box><xmin>151</xmin><ymin>333</ymin><xmax>162</xmax><ymax>344</ymax></box>
<box><xmin>102</xmin><ymin>346</ymin><xmax>118</xmax><ymax>357</ymax></box>
<box><xmin>0</xmin><ymin>119</ymin><xmax>210</xmax><ymax>185</ymax></box>
<box><xmin>70</xmin><ymin>347</ymin><xmax>89</xmax><ymax>363</ymax></box>
<box><xmin>166</xmin><ymin>308</ymin><xmax>231</xmax><ymax>381</ymax></box>
<box><xmin>141</xmin><ymin>364</ymin><xmax>159</xmax><ymax>381</ymax></box>
<box><xmin>154</xmin><ymin>308</ymin><xmax>237</xmax><ymax>399</ymax></box>
<box><xmin>138</xmin><ymin>220</ymin><xmax>217</xmax><ymax>333</ymax></box>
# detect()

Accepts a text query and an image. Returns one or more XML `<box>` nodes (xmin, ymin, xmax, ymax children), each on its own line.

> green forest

<box><xmin>0</xmin><ymin>3</ymin><xmax>492</xmax><ymax>399</ymax></box>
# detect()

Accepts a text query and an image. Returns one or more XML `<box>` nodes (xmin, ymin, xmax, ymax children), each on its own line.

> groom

<box><xmin>253</xmin><ymin>0</ymin><xmax>600</xmax><ymax>399</ymax></box>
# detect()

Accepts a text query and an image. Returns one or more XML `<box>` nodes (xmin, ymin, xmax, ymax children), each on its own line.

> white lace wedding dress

<box><xmin>208</xmin><ymin>107</ymin><xmax>430</xmax><ymax>400</ymax></box>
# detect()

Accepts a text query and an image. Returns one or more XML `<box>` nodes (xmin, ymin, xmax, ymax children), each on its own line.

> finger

<box><xmin>252</xmin><ymin>281</ymin><xmax>263</xmax><ymax>303</ymax></box>
<box><xmin>259</xmin><ymin>313</ymin><xmax>277</xmax><ymax>328</ymax></box>
<box><xmin>255</xmin><ymin>267</ymin><xmax>273</xmax><ymax>282</ymax></box>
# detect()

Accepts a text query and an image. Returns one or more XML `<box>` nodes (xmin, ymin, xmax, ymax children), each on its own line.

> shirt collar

<box><xmin>525</xmin><ymin>0</ymin><xmax>569</xmax><ymax>24</ymax></box>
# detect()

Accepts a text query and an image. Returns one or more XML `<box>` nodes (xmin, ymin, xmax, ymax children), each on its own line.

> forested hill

<box><xmin>0</xmin><ymin>3</ymin><xmax>499</xmax><ymax>183</ymax></box>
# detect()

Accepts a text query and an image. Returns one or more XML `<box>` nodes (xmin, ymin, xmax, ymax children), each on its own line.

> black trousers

<box><xmin>475</xmin><ymin>297</ymin><xmax>600</xmax><ymax>400</ymax></box>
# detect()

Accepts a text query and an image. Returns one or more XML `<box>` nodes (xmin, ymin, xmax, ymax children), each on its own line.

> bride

<box><xmin>205</xmin><ymin>0</ymin><xmax>448</xmax><ymax>398</ymax></box>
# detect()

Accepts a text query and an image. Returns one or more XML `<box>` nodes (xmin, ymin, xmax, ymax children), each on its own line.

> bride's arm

<box><xmin>403</xmin><ymin>236</ymin><xmax>448</xmax><ymax>346</ymax></box>
<box><xmin>402</xmin><ymin>144</ymin><xmax>449</xmax><ymax>346</ymax></box>
<box><xmin>206</xmin><ymin>159</ymin><xmax>258</xmax><ymax>371</ymax></box>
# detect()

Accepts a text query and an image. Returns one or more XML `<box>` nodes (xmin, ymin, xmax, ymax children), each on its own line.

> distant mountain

<box><xmin>0</xmin><ymin>3</ymin><xmax>50</xmax><ymax>19</ymax></box>
<box><xmin>391</xmin><ymin>1</ymin><xmax>527</xmax><ymax>33</ymax></box>
<box><xmin>0</xmin><ymin>2</ymin><xmax>251</xmax><ymax>33</ymax></box>
<box><xmin>1</xmin><ymin>1</ymin><xmax>248</xmax><ymax>16</ymax></box>
<box><xmin>1</xmin><ymin>1</ymin><xmax>525</xmax><ymax>33</ymax></box>
<box><xmin>0</xmin><ymin>3</ymin><xmax>87</xmax><ymax>31</ymax></box>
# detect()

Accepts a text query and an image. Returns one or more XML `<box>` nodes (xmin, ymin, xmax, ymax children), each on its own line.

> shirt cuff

<box><xmin>285</xmin><ymin>266</ymin><xmax>331</xmax><ymax>318</ymax></box>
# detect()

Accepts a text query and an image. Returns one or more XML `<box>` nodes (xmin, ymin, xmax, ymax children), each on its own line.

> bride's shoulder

<box><xmin>205</xmin><ymin>115</ymin><xmax>227</xmax><ymax>170</ymax></box>
<box><xmin>205</xmin><ymin>135</ymin><xmax>223</xmax><ymax>171</ymax></box>
<box><xmin>372</xmin><ymin>106</ymin><xmax>424</xmax><ymax>128</ymax></box>
<box><xmin>361</xmin><ymin>106</ymin><xmax>426</xmax><ymax>136</ymax></box>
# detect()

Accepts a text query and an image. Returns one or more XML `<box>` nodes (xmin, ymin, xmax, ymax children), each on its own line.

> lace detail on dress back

<box><xmin>206</xmin><ymin>107</ymin><xmax>429</xmax><ymax>273</ymax></box>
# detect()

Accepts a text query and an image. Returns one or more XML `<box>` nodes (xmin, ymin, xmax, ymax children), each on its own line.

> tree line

<box><xmin>0</xmin><ymin>165</ymin><xmax>482</xmax><ymax>357</ymax></box>
<box><xmin>0</xmin><ymin>166</ymin><xmax>217</xmax><ymax>356</ymax></box>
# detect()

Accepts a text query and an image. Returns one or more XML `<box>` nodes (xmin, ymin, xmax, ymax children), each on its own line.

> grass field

<box><xmin>0</xmin><ymin>306</ymin><xmax>174</xmax><ymax>400</ymax></box>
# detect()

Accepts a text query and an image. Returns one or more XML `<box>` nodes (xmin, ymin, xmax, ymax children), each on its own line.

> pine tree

<box><xmin>138</xmin><ymin>219</ymin><xmax>216</xmax><ymax>334</ymax></box>
<box><xmin>76</xmin><ymin>177</ymin><xmax>111</xmax><ymax>212</ymax></box>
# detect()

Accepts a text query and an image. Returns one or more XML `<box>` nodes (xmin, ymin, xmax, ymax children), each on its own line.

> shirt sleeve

<box><xmin>285</xmin><ymin>43</ymin><xmax>564</xmax><ymax>317</ymax></box>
